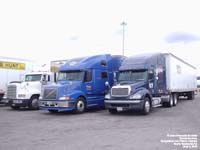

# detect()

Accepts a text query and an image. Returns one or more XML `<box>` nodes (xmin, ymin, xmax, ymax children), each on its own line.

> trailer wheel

<box><xmin>11</xmin><ymin>106</ymin><xmax>20</xmax><ymax>110</ymax></box>
<box><xmin>166</xmin><ymin>95</ymin><xmax>173</xmax><ymax>107</ymax></box>
<box><xmin>74</xmin><ymin>97</ymin><xmax>86</xmax><ymax>114</ymax></box>
<box><xmin>187</xmin><ymin>91</ymin><xmax>194</xmax><ymax>100</ymax></box>
<box><xmin>173</xmin><ymin>93</ymin><xmax>178</xmax><ymax>106</ymax></box>
<box><xmin>141</xmin><ymin>97</ymin><xmax>151</xmax><ymax>115</ymax></box>
<box><xmin>108</xmin><ymin>109</ymin><xmax>117</xmax><ymax>114</ymax></box>
<box><xmin>28</xmin><ymin>96</ymin><xmax>39</xmax><ymax>110</ymax></box>
<box><xmin>48</xmin><ymin>110</ymin><xmax>58</xmax><ymax>113</ymax></box>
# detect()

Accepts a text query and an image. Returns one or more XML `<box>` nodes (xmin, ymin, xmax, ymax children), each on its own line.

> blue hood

<box><xmin>45</xmin><ymin>81</ymin><xmax>82</xmax><ymax>99</ymax></box>
<box><xmin>57</xmin><ymin>81</ymin><xmax>81</xmax><ymax>91</ymax></box>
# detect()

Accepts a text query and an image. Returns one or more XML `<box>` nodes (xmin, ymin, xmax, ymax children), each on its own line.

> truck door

<box><xmin>93</xmin><ymin>70</ymin><xmax>108</xmax><ymax>95</ymax></box>
<box><xmin>148</xmin><ymin>70</ymin><xmax>155</xmax><ymax>94</ymax></box>
<box><xmin>149</xmin><ymin>67</ymin><xmax>165</xmax><ymax>95</ymax></box>
<box><xmin>82</xmin><ymin>70</ymin><xmax>95</xmax><ymax>106</ymax></box>
<box><xmin>86</xmin><ymin>69</ymin><xmax>109</xmax><ymax>105</ymax></box>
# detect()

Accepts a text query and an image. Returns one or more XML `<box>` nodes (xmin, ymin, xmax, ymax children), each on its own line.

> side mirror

<box><xmin>105</xmin><ymin>81</ymin><xmax>111</xmax><ymax>89</ymax></box>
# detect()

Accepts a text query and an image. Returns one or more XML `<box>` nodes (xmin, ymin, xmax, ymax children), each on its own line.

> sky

<box><xmin>0</xmin><ymin>0</ymin><xmax>200</xmax><ymax>71</ymax></box>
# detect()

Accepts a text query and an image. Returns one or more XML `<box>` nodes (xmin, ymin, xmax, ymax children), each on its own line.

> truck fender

<box><xmin>27</xmin><ymin>89</ymin><xmax>41</xmax><ymax>99</ymax></box>
<box><xmin>135</xmin><ymin>88</ymin><xmax>152</xmax><ymax>101</ymax></box>
<box><xmin>67</xmin><ymin>90</ymin><xmax>87</xmax><ymax>102</ymax></box>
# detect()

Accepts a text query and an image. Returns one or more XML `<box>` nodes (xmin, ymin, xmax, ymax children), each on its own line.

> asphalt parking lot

<box><xmin>0</xmin><ymin>95</ymin><xmax>199</xmax><ymax>150</ymax></box>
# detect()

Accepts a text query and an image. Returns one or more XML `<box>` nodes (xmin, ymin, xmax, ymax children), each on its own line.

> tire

<box><xmin>74</xmin><ymin>97</ymin><xmax>86</xmax><ymax>114</ymax></box>
<box><xmin>167</xmin><ymin>95</ymin><xmax>173</xmax><ymax>107</ymax></box>
<box><xmin>48</xmin><ymin>110</ymin><xmax>58</xmax><ymax>113</ymax></box>
<box><xmin>141</xmin><ymin>97</ymin><xmax>151</xmax><ymax>115</ymax></box>
<box><xmin>108</xmin><ymin>109</ymin><xmax>117</xmax><ymax>114</ymax></box>
<box><xmin>187</xmin><ymin>91</ymin><xmax>194</xmax><ymax>100</ymax></box>
<box><xmin>28</xmin><ymin>96</ymin><xmax>39</xmax><ymax>110</ymax></box>
<box><xmin>11</xmin><ymin>106</ymin><xmax>20</xmax><ymax>110</ymax></box>
<box><xmin>173</xmin><ymin>93</ymin><xmax>178</xmax><ymax>106</ymax></box>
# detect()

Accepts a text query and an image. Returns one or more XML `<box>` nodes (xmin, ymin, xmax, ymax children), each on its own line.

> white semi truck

<box><xmin>6</xmin><ymin>72</ymin><xmax>54</xmax><ymax>109</ymax></box>
<box><xmin>6</xmin><ymin>60</ymin><xmax>67</xmax><ymax>110</ymax></box>
<box><xmin>0</xmin><ymin>56</ymin><xmax>34</xmax><ymax>102</ymax></box>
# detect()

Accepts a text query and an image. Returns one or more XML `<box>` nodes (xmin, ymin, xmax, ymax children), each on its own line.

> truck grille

<box><xmin>7</xmin><ymin>85</ymin><xmax>17</xmax><ymax>99</ymax></box>
<box><xmin>111</xmin><ymin>87</ymin><xmax>129</xmax><ymax>97</ymax></box>
<box><xmin>43</xmin><ymin>88</ymin><xmax>57</xmax><ymax>100</ymax></box>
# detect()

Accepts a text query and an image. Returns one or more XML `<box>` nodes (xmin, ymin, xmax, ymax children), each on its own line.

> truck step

<box><xmin>152</xmin><ymin>104</ymin><xmax>162</xmax><ymax>108</ymax></box>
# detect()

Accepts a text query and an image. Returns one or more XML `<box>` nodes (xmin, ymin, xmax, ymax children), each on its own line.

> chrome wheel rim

<box><xmin>170</xmin><ymin>97</ymin><xmax>173</xmax><ymax>106</ymax></box>
<box><xmin>77</xmin><ymin>100</ymin><xmax>85</xmax><ymax>112</ymax></box>
<box><xmin>32</xmin><ymin>98</ymin><xmax>38</xmax><ymax>108</ymax></box>
<box><xmin>174</xmin><ymin>96</ymin><xmax>177</xmax><ymax>105</ymax></box>
<box><xmin>145</xmin><ymin>101</ymin><xmax>150</xmax><ymax>113</ymax></box>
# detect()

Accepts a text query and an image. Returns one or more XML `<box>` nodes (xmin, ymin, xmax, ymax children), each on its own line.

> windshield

<box><xmin>25</xmin><ymin>74</ymin><xmax>42</xmax><ymax>82</ymax></box>
<box><xmin>57</xmin><ymin>71</ymin><xmax>84</xmax><ymax>81</ymax></box>
<box><xmin>119</xmin><ymin>70</ymin><xmax>148</xmax><ymax>83</ymax></box>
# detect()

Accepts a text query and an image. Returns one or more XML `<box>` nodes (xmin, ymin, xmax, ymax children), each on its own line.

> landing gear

<box><xmin>187</xmin><ymin>91</ymin><xmax>194</xmax><ymax>100</ymax></box>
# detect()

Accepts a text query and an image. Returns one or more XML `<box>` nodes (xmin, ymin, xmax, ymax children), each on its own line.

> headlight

<box><xmin>105</xmin><ymin>93</ymin><xmax>111</xmax><ymax>99</ymax></box>
<box><xmin>130</xmin><ymin>92</ymin><xmax>142</xmax><ymax>99</ymax></box>
<box><xmin>59</xmin><ymin>96</ymin><xmax>70</xmax><ymax>100</ymax></box>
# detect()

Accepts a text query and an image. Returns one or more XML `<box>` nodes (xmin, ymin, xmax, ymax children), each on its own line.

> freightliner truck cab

<box><xmin>105</xmin><ymin>53</ymin><xmax>196</xmax><ymax>115</ymax></box>
<box><xmin>39</xmin><ymin>54</ymin><xmax>124</xmax><ymax>113</ymax></box>
<box><xmin>7</xmin><ymin>72</ymin><xmax>54</xmax><ymax>109</ymax></box>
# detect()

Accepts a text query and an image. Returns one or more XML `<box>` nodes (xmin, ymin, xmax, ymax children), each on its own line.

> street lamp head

<box><xmin>121</xmin><ymin>21</ymin><xmax>127</xmax><ymax>26</ymax></box>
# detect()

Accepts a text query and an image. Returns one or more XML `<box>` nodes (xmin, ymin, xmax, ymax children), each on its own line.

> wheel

<box><xmin>11</xmin><ymin>106</ymin><xmax>20</xmax><ymax>110</ymax></box>
<box><xmin>108</xmin><ymin>109</ymin><xmax>117</xmax><ymax>114</ymax></box>
<box><xmin>28</xmin><ymin>96</ymin><xmax>39</xmax><ymax>110</ymax></box>
<box><xmin>187</xmin><ymin>91</ymin><xmax>194</xmax><ymax>100</ymax></box>
<box><xmin>173</xmin><ymin>93</ymin><xmax>178</xmax><ymax>106</ymax></box>
<box><xmin>141</xmin><ymin>97</ymin><xmax>151</xmax><ymax>115</ymax></box>
<box><xmin>74</xmin><ymin>97</ymin><xmax>86</xmax><ymax>114</ymax></box>
<box><xmin>167</xmin><ymin>95</ymin><xmax>173</xmax><ymax>107</ymax></box>
<box><xmin>48</xmin><ymin>110</ymin><xmax>58</xmax><ymax>113</ymax></box>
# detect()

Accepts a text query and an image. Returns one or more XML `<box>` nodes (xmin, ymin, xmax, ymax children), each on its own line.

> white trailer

<box><xmin>0</xmin><ymin>56</ymin><xmax>34</xmax><ymax>101</ymax></box>
<box><xmin>165</xmin><ymin>53</ymin><xmax>197</xmax><ymax>99</ymax></box>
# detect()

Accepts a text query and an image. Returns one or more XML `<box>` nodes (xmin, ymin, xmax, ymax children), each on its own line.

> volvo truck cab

<box><xmin>39</xmin><ymin>54</ymin><xmax>125</xmax><ymax>113</ymax></box>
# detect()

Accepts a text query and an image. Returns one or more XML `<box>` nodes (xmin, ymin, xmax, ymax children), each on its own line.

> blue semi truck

<box><xmin>39</xmin><ymin>54</ymin><xmax>124</xmax><ymax>113</ymax></box>
<box><xmin>105</xmin><ymin>53</ymin><xmax>196</xmax><ymax>115</ymax></box>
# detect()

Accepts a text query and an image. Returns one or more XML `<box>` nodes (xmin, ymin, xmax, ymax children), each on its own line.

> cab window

<box><xmin>84</xmin><ymin>70</ymin><xmax>92</xmax><ymax>82</ymax></box>
<box><xmin>101</xmin><ymin>72</ymin><xmax>108</xmax><ymax>79</ymax></box>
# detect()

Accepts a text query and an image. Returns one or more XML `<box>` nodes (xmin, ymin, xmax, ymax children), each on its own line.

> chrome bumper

<box><xmin>39</xmin><ymin>100</ymin><xmax>69</xmax><ymax>107</ymax></box>
<box><xmin>105</xmin><ymin>100</ymin><xmax>141</xmax><ymax>104</ymax></box>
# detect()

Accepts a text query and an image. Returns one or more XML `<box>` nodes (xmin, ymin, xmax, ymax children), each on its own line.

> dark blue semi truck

<box><xmin>39</xmin><ymin>54</ymin><xmax>124</xmax><ymax>113</ymax></box>
<box><xmin>105</xmin><ymin>53</ymin><xmax>196</xmax><ymax>115</ymax></box>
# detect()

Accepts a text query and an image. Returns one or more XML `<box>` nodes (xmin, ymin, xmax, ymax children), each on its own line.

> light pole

<box><xmin>121</xmin><ymin>21</ymin><xmax>127</xmax><ymax>56</ymax></box>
